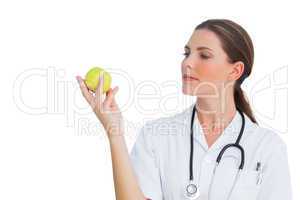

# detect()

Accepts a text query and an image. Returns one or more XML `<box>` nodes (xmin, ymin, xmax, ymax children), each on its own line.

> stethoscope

<box><xmin>185</xmin><ymin>104</ymin><xmax>245</xmax><ymax>200</ymax></box>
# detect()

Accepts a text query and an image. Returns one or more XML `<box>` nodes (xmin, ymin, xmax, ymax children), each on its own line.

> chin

<box><xmin>182</xmin><ymin>85</ymin><xmax>212</xmax><ymax>96</ymax></box>
<box><xmin>182</xmin><ymin>86</ymin><xmax>198</xmax><ymax>96</ymax></box>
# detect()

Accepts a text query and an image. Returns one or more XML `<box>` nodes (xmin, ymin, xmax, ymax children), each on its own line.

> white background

<box><xmin>0</xmin><ymin>0</ymin><xmax>299</xmax><ymax>199</ymax></box>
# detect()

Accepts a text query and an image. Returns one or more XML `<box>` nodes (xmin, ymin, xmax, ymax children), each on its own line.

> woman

<box><xmin>76</xmin><ymin>19</ymin><xmax>293</xmax><ymax>200</ymax></box>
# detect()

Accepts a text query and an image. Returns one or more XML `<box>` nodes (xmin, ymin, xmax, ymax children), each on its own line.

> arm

<box><xmin>129</xmin><ymin>122</ymin><xmax>164</xmax><ymax>200</ymax></box>
<box><xmin>76</xmin><ymin>74</ymin><xmax>147</xmax><ymax>200</ymax></box>
<box><xmin>109</xmin><ymin>135</ymin><xmax>147</xmax><ymax>200</ymax></box>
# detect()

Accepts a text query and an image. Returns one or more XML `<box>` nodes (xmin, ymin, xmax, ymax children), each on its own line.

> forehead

<box><xmin>186</xmin><ymin>29</ymin><xmax>223</xmax><ymax>51</ymax></box>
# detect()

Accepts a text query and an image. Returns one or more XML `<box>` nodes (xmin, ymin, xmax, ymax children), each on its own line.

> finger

<box><xmin>95</xmin><ymin>72</ymin><xmax>104</xmax><ymax>106</ymax></box>
<box><xmin>76</xmin><ymin>76</ymin><xmax>94</xmax><ymax>105</ymax></box>
<box><xmin>103</xmin><ymin>86</ymin><xmax>119</xmax><ymax>106</ymax></box>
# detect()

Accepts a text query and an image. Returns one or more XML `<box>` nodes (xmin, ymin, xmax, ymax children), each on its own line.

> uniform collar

<box><xmin>187</xmin><ymin>102</ymin><xmax>246</xmax><ymax>152</ymax></box>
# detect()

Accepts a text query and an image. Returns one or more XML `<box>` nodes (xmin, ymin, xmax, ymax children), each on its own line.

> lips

<box><xmin>183</xmin><ymin>74</ymin><xmax>199</xmax><ymax>81</ymax></box>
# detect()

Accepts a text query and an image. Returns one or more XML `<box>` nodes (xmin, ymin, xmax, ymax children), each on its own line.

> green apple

<box><xmin>84</xmin><ymin>67</ymin><xmax>112</xmax><ymax>93</ymax></box>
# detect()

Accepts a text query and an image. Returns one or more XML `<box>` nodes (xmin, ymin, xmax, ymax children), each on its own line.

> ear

<box><xmin>228</xmin><ymin>61</ymin><xmax>244</xmax><ymax>81</ymax></box>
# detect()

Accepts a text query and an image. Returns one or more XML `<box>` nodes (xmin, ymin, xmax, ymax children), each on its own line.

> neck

<box><xmin>195</xmin><ymin>92</ymin><xmax>236</xmax><ymax>134</ymax></box>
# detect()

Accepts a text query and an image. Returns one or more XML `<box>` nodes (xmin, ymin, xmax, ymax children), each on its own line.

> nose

<box><xmin>182</xmin><ymin>55</ymin><xmax>196</xmax><ymax>70</ymax></box>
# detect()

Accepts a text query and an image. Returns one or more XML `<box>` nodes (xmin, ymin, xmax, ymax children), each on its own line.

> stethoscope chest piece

<box><xmin>184</xmin><ymin>104</ymin><xmax>246</xmax><ymax>200</ymax></box>
<box><xmin>185</xmin><ymin>182</ymin><xmax>200</xmax><ymax>200</ymax></box>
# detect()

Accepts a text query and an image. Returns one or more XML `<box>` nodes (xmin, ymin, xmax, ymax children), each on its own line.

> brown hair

<box><xmin>195</xmin><ymin>19</ymin><xmax>258</xmax><ymax>124</ymax></box>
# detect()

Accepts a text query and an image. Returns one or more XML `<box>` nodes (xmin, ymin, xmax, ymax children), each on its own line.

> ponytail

<box><xmin>234</xmin><ymin>85</ymin><xmax>258</xmax><ymax>124</ymax></box>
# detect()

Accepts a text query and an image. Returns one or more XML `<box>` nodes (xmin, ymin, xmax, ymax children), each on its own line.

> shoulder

<box><xmin>142</xmin><ymin>104</ymin><xmax>193</xmax><ymax>135</ymax></box>
<box><xmin>233</xmin><ymin>113</ymin><xmax>288</xmax><ymax>163</ymax></box>
<box><xmin>245</xmin><ymin>118</ymin><xmax>288</xmax><ymax>160</ymax></box>
<box><xmin>136</xmin><ymin>104</ymin><xmax>193</xmax><ymax>150</ymax></box>
<box><xmin>242</xmin><ymin>113</ymin><xmax>286</xmax><ymax>146</ymax></box>
<box><xmin>253</xmin><ymin>124</ymin><xmax>287</xmax><ymax>149</ymax></box>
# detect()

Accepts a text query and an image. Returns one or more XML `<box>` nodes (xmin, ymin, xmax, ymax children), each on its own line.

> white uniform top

<box><xmin>130</xmin><ymin>102</ymin><xmax>293</xmax><ymax>200</ymax></box>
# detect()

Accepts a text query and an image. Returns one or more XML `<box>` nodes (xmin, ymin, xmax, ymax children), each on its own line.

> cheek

<box><xmin>195</xmin><ymin>62</ymin><xmax>227</xmax><ymax>81</ymax></box>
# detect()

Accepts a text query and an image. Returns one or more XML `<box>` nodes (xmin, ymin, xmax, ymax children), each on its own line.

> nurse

<box><xmin>77</xmin><ymin>19</ymin><xmax>293</xmax><ymax>200</ymax></box>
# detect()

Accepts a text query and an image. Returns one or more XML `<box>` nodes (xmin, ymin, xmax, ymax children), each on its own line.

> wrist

<box><xmin>108</xmin><ymin>132</ymin><xmax>125</xmax><ymax>144</ymax></box>
<box><xmin>105</xmin><ymin>122</ymin><xmax>124</xmax><ymax>138</ymax></box>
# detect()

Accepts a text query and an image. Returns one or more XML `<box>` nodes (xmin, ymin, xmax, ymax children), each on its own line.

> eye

<box><xmin>199</xmin><ymin>53</ymin><xmax>210</xmax><ymax>59</ymax></box>
<box><xmin>182</xmin><ymin>52</ymin><xmax>190</xmax><ymax>57</ymax></box>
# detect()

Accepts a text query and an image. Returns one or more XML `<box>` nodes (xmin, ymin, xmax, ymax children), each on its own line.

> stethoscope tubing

<box><xmin>187</xmin><ymin>104</ymin><xmax>246</xmax><ymax>198</ymax></box>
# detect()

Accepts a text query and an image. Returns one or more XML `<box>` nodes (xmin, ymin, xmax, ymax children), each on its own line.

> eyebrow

<box><xmin>184</xmin><ymin>45</ymin><xmax>213</xmax><ymax>51</ymax></box>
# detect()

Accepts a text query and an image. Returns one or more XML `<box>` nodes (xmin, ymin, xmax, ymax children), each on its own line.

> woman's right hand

<box><xmin>76</xmin><ymin>73</ymin><xmax>124</xmax><ymax>138</ymax></box>
<box><xmin>77</xmin><ymin>73</ymin><xmax>147</xmax><ymax>200</ymax></box>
